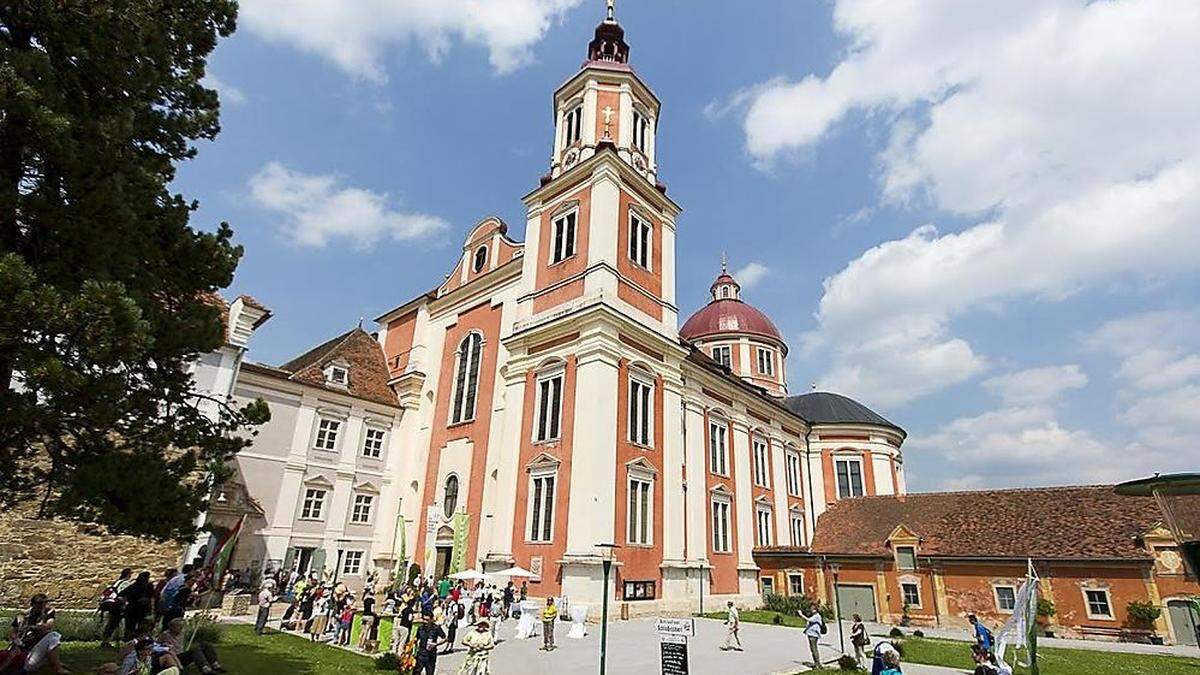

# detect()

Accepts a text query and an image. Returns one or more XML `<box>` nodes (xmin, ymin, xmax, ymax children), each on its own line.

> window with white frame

<box><xmin>350</xmin><ymin>493</ymin><xmax>374</xmax><ymax>524</ymax></box>
<box><xmin>711</xmin><ymin>497</ymin><xmax>731</xmax><ymax>553</ymax></box>
<box><xmin>760</xmin><ymin>577</ymin><xmax>775</xmax><ymax>596</ymax></box>
<box><xmin>300</xmin><ymin>488</ymin><xmax>326</xmax><ymax>520</ymax></box>
<box><xmin>895</xmin><ymin>545</ymin><xmax>917</xmax><ymax>570</ymax></box>
<box><xmin>632</xmin><ymin>109</ymin><xmax>649</xmax><ymax>153</ymax></box>
<box><xmin>711</xmin><ymin>345</ymin><xmax>732</xmax><ymax>368</ymax></box>
<box><xmin>994</xmin><ymin>585</ymin><xmax>1017</xmax><ymax>612</ymax></box>
<box><xmin>756</xmin><ymin>347</ymin><xmax>775</xmax><ymax>377</ymax></box>
<box><xmin>901</xmin><ymin>582</ymin><xmax>921</xmax><ymax>607</ymax></box>
<box><xmin>628</xmin><ymin>211</ymin><xmax>651</xmax><ymax>269</ymax></box>
<box><xmin>708</xmin><ymin>419</ymin><xmax>729</xmax><ymax>476</ymax></box>
<box><xmin>627</xmin><ymin>475</ymin><xmax>653</xmax><ymax>545</ymax></box>
<box><xmin>313</xmin><ymin>418</ymin><xmax>340</xmax><ymax>451</ymax></box>
<box><xmin>528</xmin><ymin>471</ymin><xmax>557</xmax><ymax>542</ymax></box>
<box><xmin>755</xmin><ymin>507</ymin><xmax>772</xmax><ymax>547</ymax></box>
<box><xmin>534</xmin><ymin>369</ymin><xmax>564</xmax><ymax>443</ymax></box>
<box><xmin>341</xmin><ymin>550</ymin><xmax>364</xmax><ymax>576</ymax></box>
<box><xmin>835</xmin><ymin>457</ymin><xmax>865</xmax><ymax>498</ymax></box>
<box><xmin>472</xmin><ymin>245</ymin><xmax>488</xmax><ymax>273</ymax></box>
<box><xmin>1084</xmin><ymin>588</ymin><xmax>1113</xmax><ymax>619</ymax></box>
<box><xmin>451</xmin><ymin>333</ymin><xmax>483</xmax><ymax>425</ymax></box>
<box><xmin>549</xmin><ymin>209</ymin><xmax>577</xmax><ymax>264</ymax></box>
<box><xmin>790</xmin><ymin>512</ymin><xmax>805</xmax><ymax>546</ymax></box>
<box><xmin>788</xmin><ymin>573</ymin><xmax>804</xmax><ymax>595</ymax></box>
<box><xmin>752</xmin><ymin>437</ymin><xmax>769</xmax><ymax>487</ymax></box>
<box><xmin>564</xmin><ymin>105</ymin><xmax>583</xmax><ymax>146</ymax></box>
<box><xmin>628</xmin><ymin>373</ymin><xmax>653</xmax><ymax>446</ymax></box>
<box><xmin>362</xmin><ymin>427</ymin><xmax>386</xmax><ymax>458</ymax></box>
<box><xmin>325</xmin><ymin>364</ymin><xmax>348</xmax><ymax>386</ymax></box>
<box><xmin>785</xmin><ymin>451</ymin><xmax>802</xmax><ymax>497</ymax></box>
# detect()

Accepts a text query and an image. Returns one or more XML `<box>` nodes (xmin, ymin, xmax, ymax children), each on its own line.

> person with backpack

<box><xmin>968</xmin><ymin>614</ymin><xmax>994</xmax><ymax>654</ymax></box>
<box><xmin>850</xmin><ymin>613</ymin><xmax>869</xmax><ymax>666</ymax></box>
<box><xmin>100</xmin><ymin>568</ymin><xmax>134</xmax><ymax>648</ymax></box>
<box><xmin>803</xmin><ymin>607</ymin><xmax>826</xmax><ymax>667</ymax></box>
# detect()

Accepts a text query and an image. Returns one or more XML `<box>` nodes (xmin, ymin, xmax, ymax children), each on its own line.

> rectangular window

<box><xmin>790</xmin><ymin>513</ymin><xmax>805</xmax><ymax>546</ymax></box>
<box><xmin>628</xmin><ymin>376</ymin><xmax>653</xmax><ymax>446</ymax></box>
<box><xmin>550</xmin><ymin>210</ymin><xmax>577</xmax><ymax>264</ymax></box>
<box><xmin>711</xmin><ymin>345</ymin><xmax>732</xmax><ymax>368</ymax></box>
<box><xmin>627</xmin><ymin>476</ymin><xmax>652</xmax><ymax>545</ymax></box>
<box><xmin>622</xmin><ymin>580</ymin><xmax>656</xmax><ymax>601</ymax></box>
<box><xmin>752</xmin><ymin>437</ymin><xmax>769</xmax><ymax>487</ymax></box>
<box><xmin>760</xmin><ymin>577</ymin><xmax>775</xmax><ymax>596</ymax></box>
<box><xmin>300</xmin><ymin>488</ymin><xmax>326</xmax><ymax>520</ymax></box>
<box><xmin>362</xmin><ymin>428</ymin><xmax>386</xmax><ymax>458</ymax></box>
<box><xmin>564</xmin><ymin>105</ymin><xmax>583</xmax><ymax>146</ymax></box>
<box><xmin>341</xmin><ymin>550</ymin><xmax>364</xmax><ymax>576</ymax></box>
<box><xmin>711</xmin><ymin>499</ymin><xmax>731</xmax><ymax>553</ymax></box>
<box><xmin>785</xmin><ymin>451</ymin><xmax>802</xmax><ymax>497</ymax></box>
<box><xmin>628</xmin><ymin>212</ymin><xmax>651</xmax><ymax>269</ymax></box>
<box><xmin>1085</xmin><ymin>589</ymin><xmax>1112</xmax><ymax>618</ymax></box>
<box><xmin>632</xmin><ymin>109</ymin><xmax>649</xmax><ymax>153</ymax></box>
<box><xmin>529</xmin><ymin>473</ymin><xmax>556</xmax><ymax>542</ymax></box>
<box><xmin>902</xmin><ymin>582</ymin><xmax>921</xmax><ymax>608</ymax></box>
<box><xmin>314</xmin><ymin>418</ymin><xmax>340</xmax><ymax>451</ymax></box>
<box><xmin>836</xmin><ymin>458</ymin><xmax>865</xmax><ymax>498</ymax></box>
<box><xmin>534</xmin><ymin>371</ymin><xmax>564</xmax><ymax>442</ymax></box>
<box><xmin>788</xmin><ymin>573</ymin><xmax>804</xmax><ymax>596</ymax></box>
<box><xmin>756</xmin><ymin>347</ymin><xmax>775</xmax><ymax>376</ymax></box>
<box><xmin>995</xmin><ymin>586</ymin><xmax>1017</xmax><ymax>612</ymax></box>
<box><xmin>755</xmin><ymin>508</ymin><xmax>772</xmax><ymax>547</ymax></box>
<box><xmin>350</xmin><ymin>494</ymin><xmax>374</xmax><ymax>524</ymax></box>
<box><xmin>708</xmin><ymin>420</ymin><xmax>729</xmax><ymax>476</ymax></box>
<box><xmin>895</xmin><ymin>545</ymin><xmax>917</xmax><ymax>570</ymax></box>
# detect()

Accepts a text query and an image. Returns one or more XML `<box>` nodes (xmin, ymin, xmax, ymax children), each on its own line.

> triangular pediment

<box><xmin>625</xmin><ymin>457</ymin><xmax>658</xmax><ymax>476</ymax></box>
<box><xmin>525</xmin><ymin>452</ymin><xmax>562</xmax><ymax>473</ymax></box>
<box><xmin>887</xmin><ymin>524</ymin><xmax>919</xmax><ymax>542</ymax></box>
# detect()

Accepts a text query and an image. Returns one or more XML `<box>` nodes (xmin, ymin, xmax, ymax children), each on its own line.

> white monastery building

<box><xmin>220</xmin><ymin>6</ymin><xmax>907</xmax><ymax>615</ymax></box>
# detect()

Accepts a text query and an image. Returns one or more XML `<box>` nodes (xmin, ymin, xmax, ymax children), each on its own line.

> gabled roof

<box><xmin>784</xmin><ymin>391</ymin><xmax>903</xmax><ymax>436</ymax></box>
<box><xmin>250</xmin><ymin>328</ymin><xmax>397</xmax><ymax>407</ymax></box>
<box><xmin>800</xmin><ymin>485</ymin><xmax>1197</xmax><ymax>561</ymax></box>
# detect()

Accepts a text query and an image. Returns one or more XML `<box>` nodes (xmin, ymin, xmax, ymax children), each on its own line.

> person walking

<box><xmin>719</xmin><ymin>601</ymin><xmax>743</xmax><ymax>651</ymax></box>
<box><xmin>119</xmin><ymin>571</ymin><xmax>156</xmax><ymax>641</ymax></box>
<box><xmin>850</xmin><ymin>613</ymin><xmax>869</xmax><ymax>666</ymax></box>
<box><xmin>100</xmin><ymin>568</ymin><xmax>134</xmax><ymax>648</ymax></box>
<box><xmin>413</xmin><ymin>610</ymin><xmax>447</xmax><ymax>675</ymax></box>
<box><xmin>459</xmin><ymin>619</ymin><xmax>495</xmax><ymax>675</ymax></box>
<box><xmin>442</xmin><ymin>599</ymin><xmax>462</xmax><ymax>654</ymax></box>
<box><xmin>968</xmin><ymin>614</ymin><xmax>993</xmax><ymax>655</ymax></box>
<box><xmin>540</xmin><ymin>597</ymin><xmax>558</xmax><ymax>651</ymax></box>
<box><xmin>803</xmin><ymin>607</ymin><xmax>826</xmax><ymax>667</ymax></box>
<box><xmin>255</xmin><ymin>582</ymin><xmax>276</xmax><ymax>635</ymax></box>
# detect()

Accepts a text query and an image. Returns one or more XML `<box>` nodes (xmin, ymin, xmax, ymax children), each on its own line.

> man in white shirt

<box><xmin>803</xmin><ymin>609</ymin><xmax>825</xmax><ymax>667</ymax></box>
<box><xmin>720</xmin><ymin>601</ymin><xmax>743</xmax><ymax>651</ymax></box>
<box><xmin>255</xmin><ymin>581</ymin><xmax>276</xmax><ymax>635</ymax></box>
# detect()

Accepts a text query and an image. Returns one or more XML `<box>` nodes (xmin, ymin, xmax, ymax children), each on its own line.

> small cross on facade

<box><xmin>602</xmin><ymin>105</ymin><xmax>615</xmax><ymax>138</ymax></box>
<box><xmin>606</xmin><ymin>0</ymin><xmax>615</xmax><ymax>22</ymax></box>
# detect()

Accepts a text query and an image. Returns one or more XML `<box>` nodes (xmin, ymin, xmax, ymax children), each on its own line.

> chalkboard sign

<box><xmin>660</xmin><ymin>635</ymin><xmax>689</xmax><ymax>675</ymax></box>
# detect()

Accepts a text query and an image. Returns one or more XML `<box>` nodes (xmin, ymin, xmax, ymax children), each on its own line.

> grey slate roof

<box><xmin>784</xmin><ymin>391</ymin><xmax>904</xmax><ymax>436</ymax></box>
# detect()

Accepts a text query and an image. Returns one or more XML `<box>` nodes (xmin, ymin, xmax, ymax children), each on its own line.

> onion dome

<box><xmin>680</xmin><ymin>262</ymin><xmax>786</xmax><ymax>352</ymax></box>
<box><xmin>588</xmin><ymin>0</ymin><xmax>630</xmax><ymax>64</ymax></box>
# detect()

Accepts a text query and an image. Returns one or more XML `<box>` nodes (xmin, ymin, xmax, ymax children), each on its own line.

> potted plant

<box><xmin>1035</xmin><ymin>598</ymin><xmax>1056</xmax><ymax>637</ymax></box>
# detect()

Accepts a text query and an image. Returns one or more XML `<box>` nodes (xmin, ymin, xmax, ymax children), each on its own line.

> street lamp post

<box><xmin>597</xmin><ymin>543</ymin><xmax>619</xmax><ymax>675</ymax></box>
<box><xmin>829</xmin><ymin>562</ymin><xmax>845</xmax><ymax>656</ymax></box>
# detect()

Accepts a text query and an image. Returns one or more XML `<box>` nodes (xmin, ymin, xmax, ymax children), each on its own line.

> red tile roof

<box><xmin>787</xmin><ymin>486</ymin><xmax>1197</xmax><ymax>561</ymax></box>
<box><xmin>251</xmin><ymin>328</ymin><xmax>398</xmax><ymax>407</ymax></box>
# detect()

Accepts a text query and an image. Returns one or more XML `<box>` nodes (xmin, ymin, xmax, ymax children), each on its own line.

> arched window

<box><xmin>472</xmin><ymin>245</ymin><xmax>488</xmax><ymax>273</ymax></box>
<box><xmin>443</xmin><ymin>475</ymin><xmax>459</xmax><ymax>518</ymax></box>
<box><xmin>451</xmin><ymin>333</ymin><xmax>483</xmax><ymax>424</ymax></box>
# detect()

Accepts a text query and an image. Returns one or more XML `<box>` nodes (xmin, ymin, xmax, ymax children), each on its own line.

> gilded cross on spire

<box><xmin>606</xmin><ymin>0</ymin><xmax>615</xmax><ymax>22</ymax></box>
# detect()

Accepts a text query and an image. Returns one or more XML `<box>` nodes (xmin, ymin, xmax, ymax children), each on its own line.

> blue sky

<box><xmin>181</xmin><ymin>1</ymin><xmax>1200</xmax><ymax>491</ymax></box>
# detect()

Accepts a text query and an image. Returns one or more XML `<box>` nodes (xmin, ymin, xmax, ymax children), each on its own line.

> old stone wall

<box><xmin>0</xmin><ymin>506</ymin><xmax>182</xmax><ymax>609</ymax></box>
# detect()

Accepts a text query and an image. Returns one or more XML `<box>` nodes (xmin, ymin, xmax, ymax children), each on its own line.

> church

<box><xmin>216</xmin><ymin>4</ymin><xmax>907</xmax><ymax>616</ymax></box>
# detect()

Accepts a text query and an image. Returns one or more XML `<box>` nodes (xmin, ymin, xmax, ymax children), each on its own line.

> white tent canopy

<box><xmin>491</xmin><ymin>565</ymin><xmax>537</xmax><ymax>578</ymax></box>
<box><xmin>449</xmin><ymin>569</ymin><xmax>486</xmax><ymax>581</ymax></box>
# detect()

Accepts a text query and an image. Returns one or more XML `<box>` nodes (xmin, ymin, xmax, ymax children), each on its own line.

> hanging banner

<box><xmin>449</xmin><ymin>512</ymin><xmax>471</xmax><ymax>575</ymax></box>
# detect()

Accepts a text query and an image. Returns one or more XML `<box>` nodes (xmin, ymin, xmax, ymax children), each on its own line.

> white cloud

<box><xmin>1086</xmin><ymin>310</ymin><xmax>1200</xmax><ymax>391</ymax></box>
<box><xmin>202</xmin><ymin>74</ymin><xmax>247</xmax><ymax>106</ymax></box>
<box><xmin>247</xmin><ymin>162</ymin><xmax>448</xmax><ymax>249</ymax></box>
<box><xmin>983</xmin><ymin>365</ymin><xmax>1087</xmax><ymax>407</ymax></box>
<box><xmin>238</xmin><ymin>0</ymin><xmax>583</xmax><ymax>82</ymax></box>
<box><xmin>731</xmin><ymin>0</ymin><xmax>1200</xmax><ymax>406</ymax></box>
<box><xmin>734</xmin><ymin>262</ymin><xmax>770</xmax><ymax>288</ymax></box>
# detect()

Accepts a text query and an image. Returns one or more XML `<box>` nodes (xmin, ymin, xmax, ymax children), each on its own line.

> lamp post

<box><xmin>597</xmin><ymin>543</ymin><xmax>619</xmax><ymax>675</ymax></box>
<box><xmin>829</xmin><ymin>562</ymin><xmax>845</xmax><ymax>656</ymax></box>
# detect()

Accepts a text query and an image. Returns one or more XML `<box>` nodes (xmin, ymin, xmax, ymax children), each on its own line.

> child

<box><xmin>541</xmin><ymin>598</ymin><xmax>558</xmax><ymax>651</ymax></box>
<box><xmin>337</xmin><ymin>601</ymin><xmax>355</xmax><ymax>646</ymax></box>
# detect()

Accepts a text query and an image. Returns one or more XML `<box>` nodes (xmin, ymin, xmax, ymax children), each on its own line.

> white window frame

<box><xmin>549</xmin><ymin>208</ymin><xmax>577</xmax><ymax>265</ymax></box>
<box><xmin>708</xmin><ymin>418</ymin><xmax>729</xmax><ymax>476</ymax></box>
<box><xmin>472</xmin><ymin>245</ymin><xmax>488</xmax><ymax>273</ymax></box>
<box><xmin>350</xmin><ymin>493</ymin><xmax>374</xmax><ymax>525</ymax></box>
<box><xmin>450</xmin><ymin>333</ymin><xmax>483</xmax><ymax>425</ymax></box>
<box><xmin>313</xmin><ymin>418</ymin><xmax>341</xmax><ymax>451</ymax></box>
<box><xmin>756</xmin><ymin>347</ymin><xmax>775</xmax><ymax>377</ymax></box>
<box><xmin>752</xmin><ymin>436</ymin><xmax>770</xmax><ymax>488</ymax></box>
<box><xmin>341</xmin><ymin>550</ymin><xmax>364</xmax><ymax>576</ymax></box>
<box><xmin>533</xmin><ymin>368</ymin><xmax>565</xmax><ymax>443</ymax></box>
<box><xmin>627</xmin><ymin>473</ymin><xmax>654</xmax><ymax>546</ymax></box>
<box><xmin>901</xmin><ymin>581</ymin><xmax>922</xmax><ymax>608</ymax></box>
<box><xmin>362</xmin><ymin>427</ymin><xmax>386</xmax><ymax>459</ymax></box>
<box><xmin>993</xmin><ymin>585</ymin><xmax>1017</xmax><ymax>614</ymax></box>
<box><xmin>785</xmin><ymin>450</ymin><xmax>802</xmax><ymax>497</ymax></box>
<box><xmin>755</xmin><ymin>506</ymin><xmax>773</xmax><ymax>547</ymax></box>
<box><xmin>835</xmin><ymin>457</ymin><xmax>865</xmax><ymax>498</ymax></box>
<box><xmin>563</xmin><ymin>105</ymin><xmax>583</xmax><ymax>147</ymax></box>
<box><xmin>300</xmin><ymin>487</ymin><xmax>326</xmax><ymax>521</ymax></box>
<box><xmin>628</xmin><ymin>371</ymin><xmax>654</xmax><ymax>447</ymax></box>
<box><xmin>628</xmin><ymin>211</ymin><xmax>652</xmax><ymax>270</ymax></box>
<box><xmin>325</xmin><ymin>365</ymin><xmax>349</xmax><ymax>386</ymax></box>
<box><xmin>1083</xmin><ymin>588</ymin><xmax>1114</xmax><ymax>620</ymax></box>
<box><xmin>711</xmin><ymin>496</ymin><xmax>732</xmax><ymax>553</ymax></box>
<box><xmin>632</xmin><ymin>108</ymin><xmax>649</xmax><ymax>153</ymax></box>
<box><xmin>788</xmin><ymin>572</ymin><xmax>804</xmax><ymax>596</ymax></box>
<box><xmin>789</xmin><ymin>512</ymin><xmax>805</xmax><ymax>546</ymax></box>
<box><xmin>711</xmin><ymin>345</ymin><xmax>732</xmax><ymax>368</ymax></box>
<box><xmin>527</xmin><ymin>469</ymin><xmax>558</xmax><ymax>543</ymax></box>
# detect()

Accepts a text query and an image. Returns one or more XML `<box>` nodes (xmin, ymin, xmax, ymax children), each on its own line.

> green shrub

<box><xmin>888</xmin><ymin>627</ymin><xmax>904</xmax><ymax>638</ymax></box>
<box><xmin>761</xmin><ymin>592</ymin><xmax>834</xmax><ymax>620</ymax></box>
<box><xmin>837</xmin><ymin>654</ymin><xmax>860</xmax><ymax>670</ymax></box>
<box><xmin>374</xmin><ymin>652</ymin><xmax>400</xmax><ymax>670</ymax></box>
<box><xmin>771</xmin><ymin>613</ymin><xmax>783</xmax><ymax>625</ymax></box>
<box><xmin>1036</xmin><ymin>598</ymin><xmax>1056</xmax><ymax>619</ymax></box>
<box><xmin>50</xmin><ymin>612</ymin><xmax>103</xmax><ymax>642</ymax></box>
<box><xmin>912</xmin><ymin>629</ymin><xmax>925</xmax><ymax>638</ymax></box>
<box><xmin>1127</xmin><ymin>600</ymin><xmax>1161</xmax><ymax>626</ymax></box>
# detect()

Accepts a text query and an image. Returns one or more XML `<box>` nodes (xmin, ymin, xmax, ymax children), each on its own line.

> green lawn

<box><xmin>58</xmin><ymin>624</ymin><xmax>381</xmax><ymax>674</ymax></box>
<box><xmin>702</xmin><ymin>611</ymin><xmax>1200</xmax><ymax>675</ymax></box>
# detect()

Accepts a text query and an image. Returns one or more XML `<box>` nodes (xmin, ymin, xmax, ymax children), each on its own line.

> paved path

<box><xmin>860</xmin><ymin>619</ymin><xmax>1200</xmax><ymax>658</ymax></box>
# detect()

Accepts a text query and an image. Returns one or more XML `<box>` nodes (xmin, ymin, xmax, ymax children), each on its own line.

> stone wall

<box><xmin>0</xmin><ymin>506</ymin><xmax>182</xmax><ymax>609</ymax></box>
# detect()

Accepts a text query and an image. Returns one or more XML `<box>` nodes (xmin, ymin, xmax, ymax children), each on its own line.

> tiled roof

<box><xmin>259</xmin><ymin>328</ymin><xmax>398</xmax><ymax>407</ymax></box>
<box><xmin>798</xmin><ymin>486</ymin><xmax>1195</xmax><ymax>561</ymax></box>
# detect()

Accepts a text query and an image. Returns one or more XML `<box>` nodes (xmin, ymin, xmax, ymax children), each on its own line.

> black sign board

<box><xmin>660</xmin><ymin>635</ymin><xmax>689</xmax><ymax>675</ymax></box>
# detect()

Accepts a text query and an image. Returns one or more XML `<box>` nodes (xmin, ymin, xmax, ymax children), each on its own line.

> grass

<box><xmin>56</xmin><ymin>624</ymin><xmax>381</xmax><ymax>674</ymax></box>
<box><xmin>701</xmin><ymin>611</ymin><xmax>1200</xmax><ymax>675</ymax></box>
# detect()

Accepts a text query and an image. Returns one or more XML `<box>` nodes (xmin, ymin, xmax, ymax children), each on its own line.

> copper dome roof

<box><xmin>680</xmin><ymin>299</ymin><xmax>786</xmax><ymax>349</ymax></box>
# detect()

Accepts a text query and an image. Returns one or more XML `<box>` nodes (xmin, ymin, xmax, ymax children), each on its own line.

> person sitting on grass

<box><xmin>6</xmin><ymin>593</ymin><xmax>69</xmax><ymax>674</ymax></box>
<box><xmin>154</xmin><ymin>618</ymin><xmax>226</xmax><ymax>674</ymax></box>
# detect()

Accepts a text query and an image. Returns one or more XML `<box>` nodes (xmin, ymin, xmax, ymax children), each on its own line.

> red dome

<box><xmin>680</xmin><ymin>299</ymin><xmax>786</xmax><ymax>350</ymax></box>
